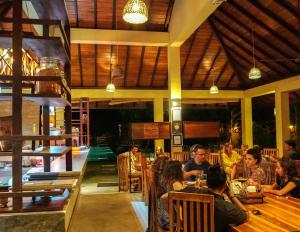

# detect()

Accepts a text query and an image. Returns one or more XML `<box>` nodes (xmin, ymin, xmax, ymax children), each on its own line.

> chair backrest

<box><xmin>208</xmin><ymin>153</ymin><xmax>221</xmax><ymax>165</ymax></box>
<box><xmin>263</xmin><ymin>148</ymin><xmax>279</xmax><ymax>158</ymax></box>
<box><xmin>141</xmin><ymin>155</ymin><xmax>150</xmax><ymax>205</ymax></box>
<box><xmin>293</xmin><ymin>160</ymin><xmax>300</xmax><ymax>176</ymax></box>
<box><xmin>172</xmin><ymin>152</ymin><xmax>190</xmax><ymax>163</ymax></box>
<box><xmin>168</xmin><ymin>192</ymin><xmax>215</xmax><ymax>232</ymax></box>
<box><xmin>117</xmin><ymin>153</ymin><xmax>129</xmax><ymax>191</ymax></box>
<box><xmin>259</xmin><ymin>161</ymin><xmax>276</xmax><ymax>185</ymax></box>
<box><xmin>234</xmin><ymin>148</ymin><xmax>243</xmax><ymax>156</ymax></box>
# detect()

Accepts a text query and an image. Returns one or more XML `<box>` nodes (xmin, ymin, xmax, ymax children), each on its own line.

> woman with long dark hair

<box><xmin>148</xmin><ymin>156</ymin><xmax>169</xmax><ymax>232</ymax></box>
<box><xmin>262</xmin><ymin>159</ymin><xmax>300</xmax><ymax>198</ymax></box>
<box><xmin>245</xmin><ymin>148</ymin><xmax>266</xmax><ymax>185</ymax></box>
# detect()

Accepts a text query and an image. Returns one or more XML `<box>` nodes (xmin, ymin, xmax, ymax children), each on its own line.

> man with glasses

<box><xmin>184</xmin><ymin>145</ymin><xmax>211</xmax><ymax>181</ymax></box>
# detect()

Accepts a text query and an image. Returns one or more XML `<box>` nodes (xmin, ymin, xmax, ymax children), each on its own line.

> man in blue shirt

<box><xmin>184</xmin><ymin>145</ymin><xmax>211</xmax><ymax>181</ymax></box>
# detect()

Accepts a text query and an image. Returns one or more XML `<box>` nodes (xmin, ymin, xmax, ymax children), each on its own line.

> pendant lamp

<box><xmin>249</xmin><ymin>26</ymin><xmax>261</xmax><ymax>80</ymax></box>
<box><xmin>123</xmin><ymin>0</ymin><xmax>148</xmax><ymax>24</ymax></box>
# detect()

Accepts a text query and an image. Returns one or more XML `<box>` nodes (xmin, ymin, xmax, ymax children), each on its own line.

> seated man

<box><xmin>181</xmin><ymin>164</ymin><xmax>248</xmax><ymax>232</ymax></box>
<box><xmin>184</xmin><ymin>145</ymin><xmax>211</xmax><ymax>181</ymax></box>
<box><xmin>284</xmin><ymin>139</ymin><xmax>299</xmax><ymax>160</ymax></box>
<box><xmin>125</xmin><ymin>145</ymin><xmax>141</xmax><ymax>176</ymax></box>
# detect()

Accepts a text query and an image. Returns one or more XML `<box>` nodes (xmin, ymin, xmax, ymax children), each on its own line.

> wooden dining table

<box><xmin>232</xmin><ymin>193</ymin><xmax>300</xmax><ymax>232</ymax></box>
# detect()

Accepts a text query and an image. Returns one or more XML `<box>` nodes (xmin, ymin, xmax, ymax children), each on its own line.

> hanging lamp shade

<box><xmin>106</xmin><ymin>82</ymin><xmax>116</xmax><ymax>92</ymax></box>
<box><xmin>248</xmin><ymin>67</ymin><xmax>261</xmax><ymax>79</ymax></box>
<box><xmin>112</xmin><ymin>64</ymin><xmax>124</xmax><ymax>79</ymax></box>
<box><xmin>123</xmin><ymin>0</ymin><xmax>148</xmax><ymax>24</ymax></box>
<box><xmin>209</xmin><ymin>85</ymin><xmax>219</xmax><ymax>94</ymax></box>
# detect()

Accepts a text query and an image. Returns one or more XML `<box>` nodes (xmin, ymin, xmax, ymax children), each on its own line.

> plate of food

<box><xmin>185</xmin><ymin>181</ymin><xmax>196</xmax><ymax>186</ymax></box>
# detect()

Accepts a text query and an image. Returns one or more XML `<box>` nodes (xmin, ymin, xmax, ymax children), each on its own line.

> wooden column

<box><xmin>168</xmin><ymin>46</ymin><xmax>182</xmax><ymax>154</ymax></box>
<box><xmin>12</xmin><ymin>0</ymin><xmax>23</xmax><ymax>210</ymax></box>
<box><xmin>275</xmin><ymin>91</ymin><xmax>290</xmax><ymax>157</ymax></box>
<box><xmin>154</xmin><ymin>97</ymin><xmax>164</xmax><ymax>151</ymax></box>
<box><xmin>43</xmin><ymin>106</ymin><xmax>50</xmax><ymax>172</ymax></box>
<box><xmin>241</xmin><ymin>97</ymin><xmax>253</xmax><ymax>147</ymax></box>
<box><xmin>65</xmin><ymin>60</ymin><xmax>72</xmax><ymax>171</ymax></box>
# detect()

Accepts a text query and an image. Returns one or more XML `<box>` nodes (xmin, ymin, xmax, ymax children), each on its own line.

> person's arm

<box><xmin>262</xmin><ymin>183</ymin><xmax>278</xmax><ymax>191</ymax></box>
<box><xmin>222</xmin><ymin>200</ymin><xmax>249</xmax><ymax>225</ymax></box>
<box><xmin>264</xmin><ymin>182</ymin><xmax>296</xmax><ymax>196</ymax></box>
<box><xmin>183</xmin><ymin>170</ymin><xmax>201</xmax><ymax>180</ymax></box>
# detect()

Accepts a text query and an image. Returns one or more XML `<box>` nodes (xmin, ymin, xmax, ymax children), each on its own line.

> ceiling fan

<box><xmin>258</xmin><ymin>0</ymin><xmax>300</xmax><ymax>64</ymax></box>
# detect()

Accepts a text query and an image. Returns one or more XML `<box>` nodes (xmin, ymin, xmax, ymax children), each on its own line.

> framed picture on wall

<box><xmin>173</xmin><ymin>134</ymin><xmax>183</xmax><ymax>146</ymax></box>
<box><xmin>172</xmin><ymin>108</ymin><xmax>181</xmax><ymax>121</ymax></box>
<box><xmin>172</xmin><ymin>121</ymin><xmax>182</xmax><ymax>134</ymax></box>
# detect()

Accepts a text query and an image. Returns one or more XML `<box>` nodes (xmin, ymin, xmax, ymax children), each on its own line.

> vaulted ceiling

<box><xmin>66</xmin><ymin>0</ymin><xmax>300</xmax><ymax>91</ymax></box>
<box><xmin>1</xmin><ymin>0</ymin><xmax>299</xmax><ymax>92</ymax></box>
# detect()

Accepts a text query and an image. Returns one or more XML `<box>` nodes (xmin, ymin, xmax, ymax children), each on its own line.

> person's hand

<box><xmin>191</xmin><ymin>170</ymin><xmax>201</xmax><ymax>176</ymax></box>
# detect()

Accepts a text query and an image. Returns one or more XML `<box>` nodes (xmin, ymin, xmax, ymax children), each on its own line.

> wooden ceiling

<box><xmin>69</xmin><ymin>0</ymin><xmax>300</xmax><ymax>90</ymax></box>
<box><xmin>1</xmin><ymin>0</ymin><xmax>299</xmax><ymax>91</ymax></box>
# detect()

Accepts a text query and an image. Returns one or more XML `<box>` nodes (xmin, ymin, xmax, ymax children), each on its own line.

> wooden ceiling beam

<box><xmin>274</xmin><ymin>0</ymin><xmax>299</xmax><ymax>18</ymax></box>
<box><xmin>93</xmin><ymin>0</ymin><xmax>97</xmax><ymax>28</ymax></box>
<box><xmin>189</xmin><ymin>32</ymin><xmax>214</xmax><ymax>87</ymax></box>
<box><xmin>168</xmin><ymin>0</ymin><xmax>220</xmax><ymax>46</ymax></box>
<box><xmin>72</xmin><ymin>89</ymin><xmax>244</xmax><ymax>100</ymax></box>
<box><xmin>150</xmin><ymin>47</ymin><xmax>161</xmax><ymax>87</ymax></box>
<box><xmin>123</xmin><ymin>46</ymin><xmax>130</xmax><ymax>88</ymax></box>
<box><xmin>77</xmin><ymin>44</ymin><xmax>83</xmax><ymax>87</ymax></box>
<box><xmin>245</xmin><ymin>75</ymin><xmax>300</xmax><ymax>98</ymax></box>
<box><xmin>200</xmin><ymin>47</ymin><xmax>222</xmax><ymax>87</ymax></box>
<box><xmin>137</xmin><ymin>46</ymin><xmax>146</xmax><ymax>87</ymax></box>
<box><xmin>209</xmin><ymin>19</ymin><xmax>249</xmax><ymax>88</ymax></box>
<box><xmin>93</xmin><ymin>0</ymin><xmax>97</xmax><ymax>87</ymax></box>
<box><xmin>247</xmin><ymin>0</ymin><xmax>299</xmax><ymax>38</ymax></box>
<box><xmin>215</xmin><ymin>61</ymin><xmax>229</xmax><ymax>86</ymax></box>
<box><xmin>73</xmin><ymin>0</ymin><xmax>79</xmax><ymax>27</ymax></box>
<box><xmin>213</xmin><ymin>15</ymin><xmax>289</xmax><ymax>78</ymax></box>
<box><xmin>229</xmin><ymin>1</ymin><xmax>299</xmax><ymax>56</ymax></box>
<box><xmin>71</xmin><ymin>29</ymin><xmax>169</xmax><ymax>46</ymax></box>
<box><xmin>181</xmin><ymin>31</ymin><xmax>198</xmax><ymax>75</ymax></box>
<box><xmin>215</xmin><ymin>7</ymin><xmax>297</xmax><ymax>73</ymax></box>
<box><xmin>226</xmin><ymin>72</ymin><xmax>236</xmax><ymax>88</ymax></box>
<box><xmin>164</xmin><ymin>0</ymin><xmax>175</xmax><ymax>30</ymax></box>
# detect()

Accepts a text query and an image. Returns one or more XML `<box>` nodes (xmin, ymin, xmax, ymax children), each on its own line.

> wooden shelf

<box><xmin>0</xmin><ymin>35</ymin><xmax>70</xmax><ymax>64</ymax></box>
<box><xmin>0</xmin><ymin>93</ymin><xmax>70</xmax><ymax>107</ymax></box>
<box><xmin>0</xmin><ymin>134</ymin><xmax>72</xmax><ymax>141</ymax></box>
<box><xmin>22</xmin><ymin>146</ymin><xmax>71</xmax><ymax>157</ymax></box>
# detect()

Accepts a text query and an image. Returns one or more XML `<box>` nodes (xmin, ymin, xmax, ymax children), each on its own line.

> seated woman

<box><xmin>245</xmin><ymin>148</ymin><xmax>266</xmax><ymax>185</ymax></box>
<box><xmin>147</xmin><ymin>156</ymin><xmax>169</xmax><ymax>232</ymax></box>
<box><xmin>181</xmin><ymin>164</ymin><xmax>248</xmax><ymax>232</ymax></box>
<box><xmin>221</xmin><ymin>143</ymin><xmax>242</xmax><ymax>180</ymax></box>
<box><xmin>262</xmin><ymin>159</ymin><xmax>300</xmax><ymax>198</ymax></box>
<box><xmin>158</xmin><ymin>160</ymin><xmax>184</xmax><ymax>230</ymax></box>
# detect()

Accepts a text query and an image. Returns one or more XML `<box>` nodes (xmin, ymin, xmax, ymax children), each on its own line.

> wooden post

<box><xmin>12</xmin><ymin>0</ymin><xmax>23</xmax><ymax>210</ymax></box>
<box><xmin>65</xmin><ymin>59</ymin><xmax>72</xmax><ymax>170</ymax></box>
<box><xmin>43</xmin><ymin>106</ymin><xmax>50</xmax><ymax>172</ymax></box>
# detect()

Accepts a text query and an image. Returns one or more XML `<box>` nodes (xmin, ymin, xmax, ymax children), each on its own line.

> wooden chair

<box><xmin>293</xmin><ymin>160</ymin><xmax>300</xmax><ymax>175</ymax></box>
<box><xmin>260</xmin><ymin>161</ymin><xmax>276</xmax><ymax>185</ymax></box>
<box><xmin>263</xmin><ymin>148</ymin><xmax>279</xmax><ymax>159</ymax></box>
<box><xmin>234</xmin><ymin>148</ymin><xmax>243</xmax><ymax>156</ymax></box>
<box><xmin>168</xmin><ymin>191</ymin><xmax>215</xmax><ymax>232</ymax></box>
<box><xmin>172</xmin><ymin>152</ymin><xmax>190</xmax><ymax>163</ymax></box>
<box><xmin>117</xmin><ymin>153</ymin><xmax>141</xmax><ymax>192</ymax></box>
<box><xmin>208</xmin><ymin>153</ymin><xmax>221</xmax><ymax>165</ymax></box>
<box><xmin>141</xmin><ymin>155</ymin><xmax>150</xmax><ymax>205</ymax></box>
